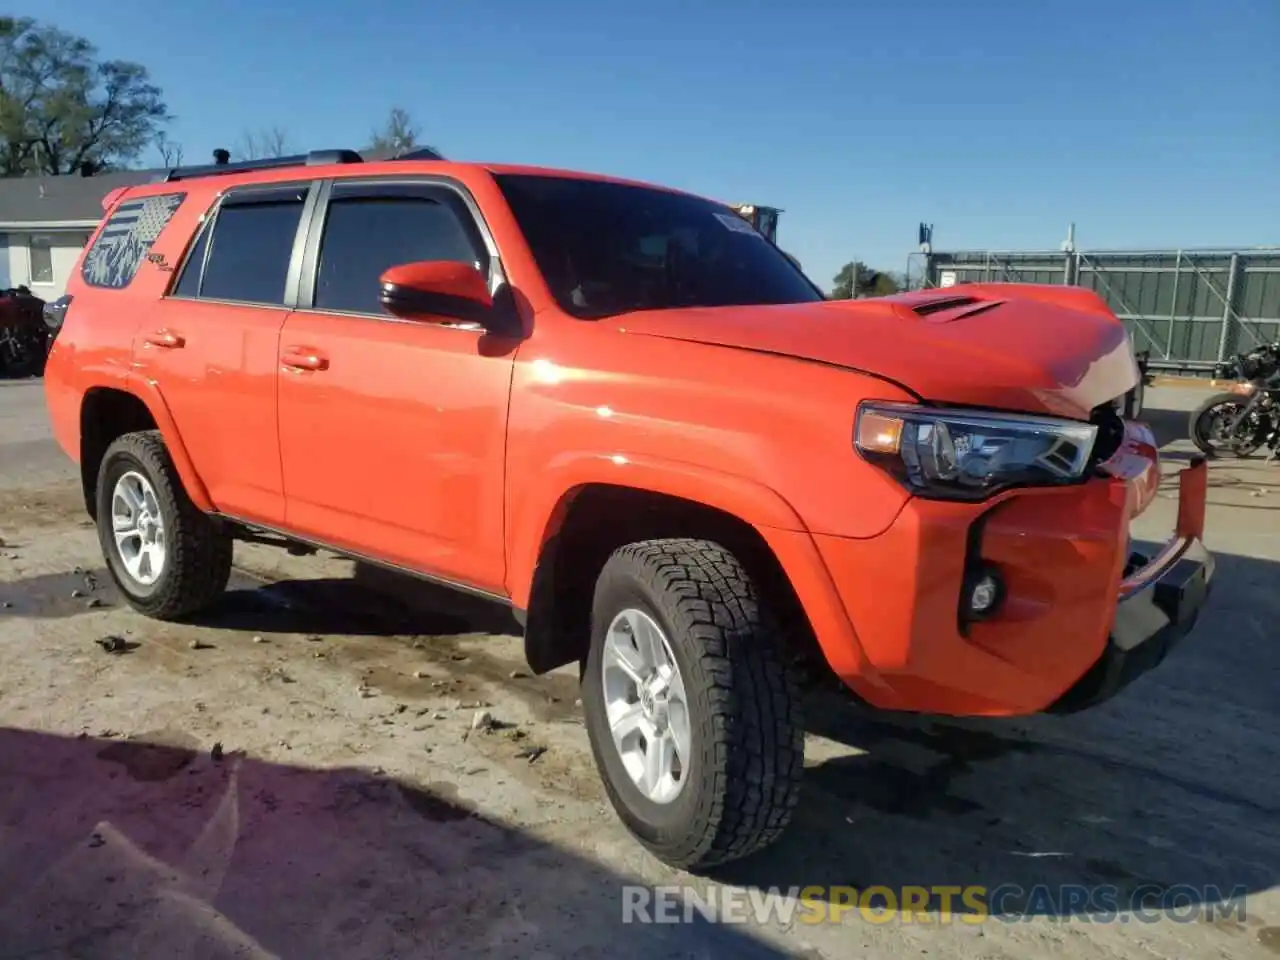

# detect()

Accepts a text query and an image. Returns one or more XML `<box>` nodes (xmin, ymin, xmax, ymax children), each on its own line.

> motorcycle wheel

<box><xmin>0</xmin><ymin>337</ymin><xmax>45</xmax><ymax>379</ymax></box>
<box><xmin>1189</xmin><ymin>393</ymin><xmax>1263</xmax><ymax>458</ymax></box>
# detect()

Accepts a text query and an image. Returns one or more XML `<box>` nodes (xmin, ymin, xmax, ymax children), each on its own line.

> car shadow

<box><xmin>0</xmin><ymin>562</ymin><xmax>522</xmax><ymax>641</ymax></box>
<box><xmin>712</xmin><ymin>549</ymin><xmax>1278</xmax><ymax>920</ymax></box>
<box><xmin>0</xmin><ymin>726</ymin><xmax>787</xmax><ymax>959</ymax></box>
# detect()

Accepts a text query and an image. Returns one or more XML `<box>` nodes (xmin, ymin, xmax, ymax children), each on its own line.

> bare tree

<box><xmin>369</xmin><ymin>107</ymin><xmax>438</xmax><ymax>156</ymax></box>
<box><xmin>154</xmin><ymin>131</ymin><xmax>183</xmax><ymax>167</ymax></box>
<box><xmin>235</xmin><ymin>125</ymin><xmax>291</xmax><ymax>161</ymax></box>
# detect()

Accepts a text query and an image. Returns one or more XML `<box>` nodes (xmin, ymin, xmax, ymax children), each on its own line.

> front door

<box><xmin>135</xmin><ymin>182</ymin><xmax>316</xmax><ymax>525</ymax></box>
<box><xmin>277</xmin><ymin>179</ymin><xmax>515</xmax><ymax>595</ymax></box>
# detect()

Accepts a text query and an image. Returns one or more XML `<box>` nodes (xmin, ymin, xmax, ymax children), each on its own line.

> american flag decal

<box><xmin>82</xmin><ymin>193</ymin><xmax>185</xmax><ymax>289</ymax></box>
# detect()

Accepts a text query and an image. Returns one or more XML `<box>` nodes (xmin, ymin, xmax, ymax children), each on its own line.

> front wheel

<box><xmin>1189</xmin><ymin>392</ymin><xmax>1262</xmax><ymax>458</ymax></box>
<box><xmin>96</xmin><ymin>430</ymin><xmax>233</xmax><ymax>620</ymax></box>
<box><xmin>581</xmin><ymin>538</ymin><xmax>804</xmax><ymax>871</ymax></box>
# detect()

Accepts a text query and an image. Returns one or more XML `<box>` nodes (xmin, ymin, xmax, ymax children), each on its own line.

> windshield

<box><xmin>494</xmin><ymin>174</ymin><xmax>824</xmax><ymax>318</ymax></box>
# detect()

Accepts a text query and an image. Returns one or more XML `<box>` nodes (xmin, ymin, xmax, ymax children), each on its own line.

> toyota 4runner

<box><xmin>44</xmin><ymin>148</ymin><xmax>1214</xmax><ymax>870</ymax></box>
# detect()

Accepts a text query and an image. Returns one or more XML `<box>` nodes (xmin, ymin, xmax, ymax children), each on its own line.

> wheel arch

<box><xmin>517</xmin><ymin>481</ymin><xmax>820</xmax><ymax>678</ymax></box>
<box><xmin>79</xmin><ymin>378</ymin><xmax>212</xmax><ymax>519</ymax></box>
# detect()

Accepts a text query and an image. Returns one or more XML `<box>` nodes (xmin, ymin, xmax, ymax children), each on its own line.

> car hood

<box><xmin>610</xmin><ymin>284</ymin><xmax>1138</xmax><ymax>421</ymax></box>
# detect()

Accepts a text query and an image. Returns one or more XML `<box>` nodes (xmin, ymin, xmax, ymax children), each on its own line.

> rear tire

<box><xmin>96</xmin><ymin>430</ymin><xmax>232</xmax><ymax>620</ymax></box>
<box><xmin>581</xmin><ymin>538</ymin><xmax>803</xmax><ymax>871</ymax></box>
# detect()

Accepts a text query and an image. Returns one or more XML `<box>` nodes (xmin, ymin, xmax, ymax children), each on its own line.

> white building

<box><xmin>0</xmin><ymin>168</ymin><xmax>155</xmax><ymax>297</ymax></box>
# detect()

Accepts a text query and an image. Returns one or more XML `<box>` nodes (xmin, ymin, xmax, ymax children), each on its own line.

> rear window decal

<box><xmin>82</xmin><ymin>193</ymin><xmax>185</xmax><ymax>289</ymax></box>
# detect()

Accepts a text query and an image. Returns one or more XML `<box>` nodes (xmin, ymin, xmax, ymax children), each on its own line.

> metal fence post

<box><xmin>1216</xmin><ymin>253</ymin><xmax>1241</xmax><ymax>362</ymax></box>
<box><xmin>1167</xmin><ymin>251</ymin><xmax>1181</xmax><ymax>358</ymax></box>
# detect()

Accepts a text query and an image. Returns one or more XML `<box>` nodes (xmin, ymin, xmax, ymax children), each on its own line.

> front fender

<box><xmin>504</xmin><ymin>450</ymin><xmax>808</xmax><ymax>608</ymax></box>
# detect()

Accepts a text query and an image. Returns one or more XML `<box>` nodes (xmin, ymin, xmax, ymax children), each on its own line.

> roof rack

<box><xmin>156</xmin><ymin>148</ymin><xmax>365</xmax><ymax>183</ymax></box>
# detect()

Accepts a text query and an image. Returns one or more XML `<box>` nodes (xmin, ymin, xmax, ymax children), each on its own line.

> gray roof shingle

<box><xmin>0</xmin><ymin>169</ymin><xmax>160</xmax><ymax>228</ymax></box>
<box><xmin>0</xmin><ymin>147</ymin><xmax>441</xmax><ymax>229</ymax></box>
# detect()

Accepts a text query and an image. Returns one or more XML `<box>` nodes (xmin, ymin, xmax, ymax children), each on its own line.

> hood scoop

<box><xmin>910</xmin><ymin>295</ymin><xmax>1006</xmax><ymax>322</ymax></box>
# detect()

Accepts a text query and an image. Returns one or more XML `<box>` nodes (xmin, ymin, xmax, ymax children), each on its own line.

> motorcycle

<box><xmin>0</xmin><ymin>285</ymin><xmax>50</xmax><ymax>378</ymax></box>
<box><xmin>1188</xmin><ymin>341</ymin><xmax>1280</xmax><ymax>459</ymax></box>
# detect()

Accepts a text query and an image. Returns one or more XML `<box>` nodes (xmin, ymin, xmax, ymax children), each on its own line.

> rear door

<box><xmin>276</xmin><ymin>177</ymin><xmax>514</xmax><ymax>595</ymax></box>
<box><xmin>139</xmin><ymin>182</ymin><xmax>318</xmax><ymax>525</ymax></box>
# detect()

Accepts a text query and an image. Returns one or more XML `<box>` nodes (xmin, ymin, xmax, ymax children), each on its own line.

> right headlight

<box><xmin>854</xmin><ymin>401</ymin><xmax>1099</xmax><ymax>501</ymax></box>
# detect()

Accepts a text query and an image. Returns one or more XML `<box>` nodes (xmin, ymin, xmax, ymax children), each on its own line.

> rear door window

<box><xmin>175</xmin><ymin>185</ymin><xmax>310</xmax><ymax>305</ymax></box>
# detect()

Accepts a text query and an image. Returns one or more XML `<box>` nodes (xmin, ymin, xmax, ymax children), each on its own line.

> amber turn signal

<box><xmin>856</xmin><ymin>411</ymin><xmax>904</xmax><ymax>454</ymax></box>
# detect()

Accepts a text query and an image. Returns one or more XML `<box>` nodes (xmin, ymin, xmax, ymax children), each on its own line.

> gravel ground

<box><xmin>0</xmin><ymin>378</ymin><xmax>1277</xmax><ymax>959</ymax></box>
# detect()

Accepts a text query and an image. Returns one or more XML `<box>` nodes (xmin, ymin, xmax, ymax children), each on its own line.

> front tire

<box><xmin>96</xmin><ymin>430</ymin><xmax>232</xmax><ymax>620</ymax></box>
<box><xmin>1189</xmin><ymin>392</ymin><xmax>1261</xmax><ymax>458</ymax></box>
<box><xmin>581</xmin><ymin>538</ymin><xmax>803</xmax><ymax>871</ymax></box>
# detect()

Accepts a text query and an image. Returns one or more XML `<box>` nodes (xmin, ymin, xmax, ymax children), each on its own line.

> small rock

<box><xmin>87</xmin><ymin>833</ymin><xmax>105</xmax><ymax>849</ymax></box>
<box><xmin>313</xmin><ymin>651</ymin><xmax>325</xmax><ymax>659</ymax></box>
<box><xmin>71</xmin><ymin>589</ymin><xmax>83</xmax><ymax>598</ymax></box>
<box><xmin>516</xmin><ymin>745</ymin><xmax>548</xmax><ymax>763</ymax></box>
<box><xmin>189</xmin><ymin>639</ymin><xmax>202</xmax><ymax>650</ymax></box>
<box><xmin>394</xmin><ymin>704</ymin><xmax>408</xmax><ymax>714</ymax></box>
<box><xmin>95</xmin><ymin>635</ymin><xmax>127</xmax><ymax>654</ymax></box>
<box><xmin>252</xmin><ymin>635</ymin><xmax>265</xmax><ymax>644</ymax></box>
<box><xmin>574</xmin><ymin>698</ymin><xmax>582</xmax><ymax>707</ymax></box>
<box><xmin>194</xmin><ymin>701</ymin><xmax>207</xmax><ymax>712</ymax></box>
<box><xmin>433</xmin><ymin>712</ymin><xmax>448</xmax><ymax>720</ymax></box>
<box><xmin>1</xmin><ymin>601</ymin><xmax>11</xmax><ymax>609</ymax></box>
<box><xmin>85</xmin><ymin>597</ymin><xmax>104</xmax><ymax>609</ymax></box>
<box><xmin>509</xmin><ymin>669</ymin><xmax>530</xmax><ymax>679</ymax></box>
<box><xmin>413</xmin><ymin>669</ymin><xmax>429</xmax><ymax>679</ymax></box>
<box><xmin>210</xmin><ymin>742</ymin><xmax>224</xmax><ymax>761</ymax></box>
<box><xmin>73</xmin><ymin>565</ymin><xmax>83</xmax><ymax>574</ymax></box>
<box><xmin>358</xmin><ymin>686</ymin><xmax>374</xmax><ymax>698</ymax></box>
<box><xmin>306</xmin><ymin>634</ymin><xmax>323</xmax><ymax>642</ymax></box>
<box><xmin>450</xmin><ymin>653</ymin><xmax>469</xmax><ymax>662</ymax></box>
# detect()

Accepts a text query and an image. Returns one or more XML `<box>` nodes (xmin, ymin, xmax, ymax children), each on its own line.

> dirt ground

<box><xmin>1</xmin><ymin>378</ymin><xmax>1277</xmax><ymax>959</ymax></box>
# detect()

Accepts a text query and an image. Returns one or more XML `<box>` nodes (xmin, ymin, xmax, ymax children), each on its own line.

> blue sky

<box><xmin>15</xmin><ymin>0</ymin><xmax>1278</xmax><ymax>286</ymax></box>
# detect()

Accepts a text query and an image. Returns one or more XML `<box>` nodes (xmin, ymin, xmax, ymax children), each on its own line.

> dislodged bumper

<box><xmin>787</xmin><ymin>423</ymin><xmax>1215</xmax><ymax>717</ymax></box>
<box><xmin>1048</xmin><ymin>456</ymin><xmax>1214</xmax><ymax>713</ymax></box>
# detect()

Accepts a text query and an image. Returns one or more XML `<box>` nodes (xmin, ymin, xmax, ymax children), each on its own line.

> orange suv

<box><xmin>44</xmin><ymin>149</ymin><xmax>1214</xmax><ymax>870</ymax></box>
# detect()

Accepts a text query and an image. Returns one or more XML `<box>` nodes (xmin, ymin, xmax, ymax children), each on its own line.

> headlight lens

<box><xmin>855</xmin><ymin>401</ymin><xmax>1099</xmax><ymax>500</ymax></box>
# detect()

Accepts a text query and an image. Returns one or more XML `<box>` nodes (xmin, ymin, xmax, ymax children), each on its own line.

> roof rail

<box><xmin>155</xmin><ymin>148</ymin><xmax>364</xmax><ymax>183</ymax></box>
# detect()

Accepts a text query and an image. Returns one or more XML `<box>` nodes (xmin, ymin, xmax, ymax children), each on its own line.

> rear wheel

<box><xmin>581</xmin><ymin>538</ymin><xmax>803</xmax><ymax>870</ymax></box>
<box><xmin>96</xmin><ymin>431</ymin><xmax>232</xmax><ymax>620</ymax></box>
<box><xmin>1189</xmin><ymin>393</ymin><xmax>1262</xmax><ymax>458</ymax></box>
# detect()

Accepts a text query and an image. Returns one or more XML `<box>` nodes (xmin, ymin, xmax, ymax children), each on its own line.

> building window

<box><xmin>29</xmin><ymin>235</ymin><xmax>54</xmax><ymax>284</ymax></box>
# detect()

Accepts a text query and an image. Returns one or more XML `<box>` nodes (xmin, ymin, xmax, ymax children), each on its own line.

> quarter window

<box><xmin>313</xmin><ymin>187</ymin><xmax>485</xmax><ymax>315</ymax></box>
<box><xmin>81</xmin><ymin>192</ymin><xmax>186</xmax><ymax>289</ymax></box>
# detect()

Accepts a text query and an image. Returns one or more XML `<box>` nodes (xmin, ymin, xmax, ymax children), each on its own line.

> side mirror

<box><xmin>379</xmin><ymin>261</ymin><xmax>493</xmax><ymax>325</ymax></box>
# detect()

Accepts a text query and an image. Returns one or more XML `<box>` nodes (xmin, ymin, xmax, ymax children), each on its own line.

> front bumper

<box><xmin>780</xmin><ymin>431</ymin><xmax>1215</xmax><ymax>717</ymax></box>
<box><xmin>1048</xmin><ymin>457</ymin><xmax>1215</xmax><ymax>712</ymax></box>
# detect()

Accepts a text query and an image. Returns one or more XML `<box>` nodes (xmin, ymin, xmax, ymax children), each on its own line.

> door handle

<box><xmin>144</xmin><ymin>330</ymin><xmax>185</xmax><ymax>349</ymax></box>
<box><xmin>281</xmin><ymin>348</ymin><xmax>329</xmax><ymax>372</ymax></box>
